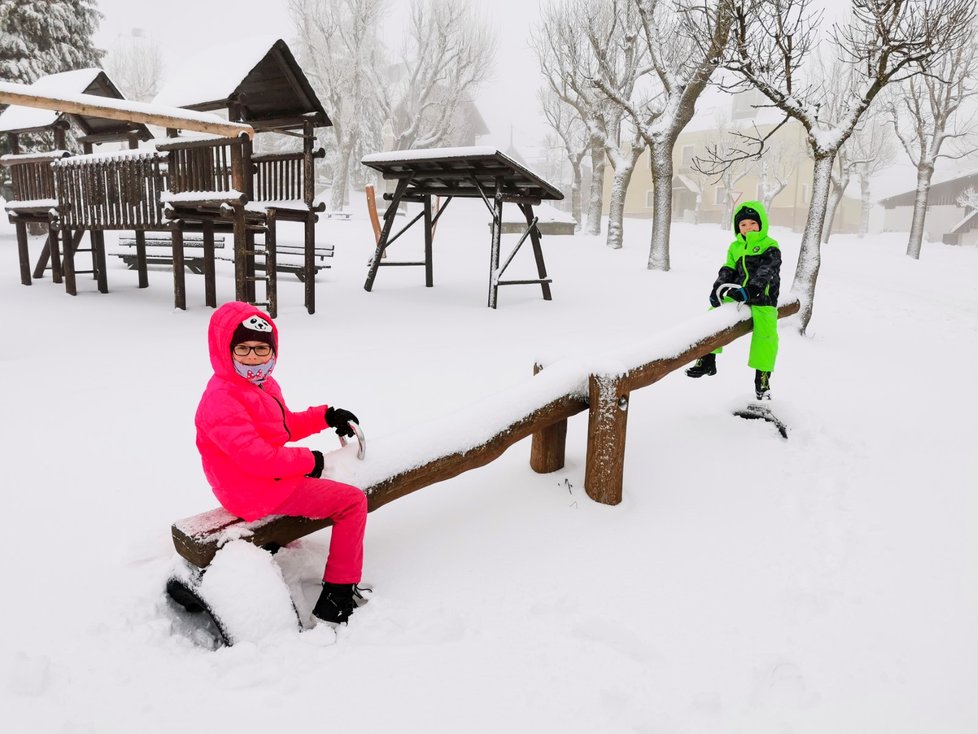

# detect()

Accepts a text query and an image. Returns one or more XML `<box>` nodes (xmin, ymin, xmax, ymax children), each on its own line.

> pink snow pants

<box><xmin>268</xmin><ymin>478</ymin><xmax>367</xmax><ymax>584</ymax></box>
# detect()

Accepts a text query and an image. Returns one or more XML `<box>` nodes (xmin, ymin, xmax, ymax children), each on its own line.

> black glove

<box><xmin>726</xmin><ymin>286</ymin><xmax>749</xmax><ymax>303</ymax></box>
<box><xmin>306</xmin><ymin>450</ymin><xmax>324</xmax><ymax>479</ymax></box>
<box><xmin>709</xmin><ymin>290</ymin><xmax>721</xmax><ymax>308</ymax></box>
<box><xmin>325</xmin><ymin>406</ymin><xmax>359</xmax><ymax>438</ymax></box>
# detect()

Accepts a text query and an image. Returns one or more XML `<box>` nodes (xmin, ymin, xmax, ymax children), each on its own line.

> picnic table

<box><xmin>360</xmin><ymin>146</ymin><xmax>564</xmax><ymax>308</ymax></box>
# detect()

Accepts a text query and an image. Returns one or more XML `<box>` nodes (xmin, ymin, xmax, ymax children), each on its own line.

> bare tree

<box><xmin>372</xmin><ymin>0</ymin><xmax>495</xmax><ymax>151</ymax></box>
<box><xmin>103</xmin><ymin>30</ymin><xmax>164</xmax><ymax>102</ymax></box>
<box><xmin>540</xmin><ymin>89</ymin><xmax>588</xmax><ymax>229</ymax></box>
<box><xmin>758</xmin><ymin>136</ymin><xmax>794</xmax><ymax>213</ymax></box>
<box><xmin>822</xmin><ymin>108</ymin><xmax>896</xmax><ymax>241</ymax></box>
<box><xmin>722</xmin><ymin>0</ymin><xmax>974</xmax><ymax>332</ymax></box>
<box><xmin>885</xmin><ymin>33</ymin><xmax>978</xmax><ymax>258</ymax></box>
<box><xmin>290</xmin><ymin>0</ymin><xmax>385</xmax><ymax>212</ymax></box>
<box><xmin>533</xmin><ymin>0</ymin><xmax>646</xmax><ymax>247</ymax></box>
<box><xmin>593</xmin><ymin>0</ymin><xmax>735</xmax><ymax>270</ymax></box>
<box><xmin>957</xmin><ymin>186</ymin><xmax>978</xmax><ymax>210</ymax></box>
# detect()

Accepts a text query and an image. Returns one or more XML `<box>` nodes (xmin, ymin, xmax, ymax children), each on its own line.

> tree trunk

<box><xmin>857</xmin><ymin>169</ymin><xmax>872</xmax><ymax>238</ymax></box>
<box><xmin>906</xmin><ymin>162</ymin><xmax>935</xmax><ymax>259</ymax></box>
<box><xmin>570</xmin><ymin>160</ymin><xmax>583</xmax><ymax>232</ymax></box>
<box><xmin>330</xmin><ymin>140</ymin><xmax>353</xmax><ymax>213</ymax></box>
<box><xmin>791</xmin><ymin>154</ymin><xmax>835</xmax><ymax>334</ymax></box>
<box><xmin>821</xmin><ymin>178</ymin><xmax>846</xmax><ymax>244</ymax></box>
<box><xmin>585</xmin><ymin>135</ymin><xmax>605</xmax><ymax>235</ymax></box>
<box><xmin>647</xmin><ymin>142</ymin><xmax>672</xmax><ymax>271</ymax></box>
<box><xmin>605</xmin><ymin>153</ymin><xmax>639</xmax><ymax>250</ymax></box>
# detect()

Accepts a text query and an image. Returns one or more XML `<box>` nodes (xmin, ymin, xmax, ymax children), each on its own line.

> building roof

<box><xmin>152</xmin><ymin>38</ymin><xmax>330</xmax><ymax>131</ymax></box>
<box><xmin>878</xmin><ymin>169</ymin><xmax>978</xmax><ymax>208</ymax></box>
<box><xmin>0</xmin><ymin>68</ymin><xmax>152</xmax><ymax>140</ymax></box>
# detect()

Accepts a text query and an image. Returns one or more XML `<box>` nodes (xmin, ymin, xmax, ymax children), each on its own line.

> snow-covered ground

<box><xmin>2</xmin><ymin>199</ymin><xmax>976</xmax><ymax>733</ymax></box>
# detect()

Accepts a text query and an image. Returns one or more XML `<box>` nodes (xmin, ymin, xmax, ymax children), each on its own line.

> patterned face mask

<box><xmin>233</xmin><ymin>356</ymin><xmax>276</xmax><ymax>384</ymax></box>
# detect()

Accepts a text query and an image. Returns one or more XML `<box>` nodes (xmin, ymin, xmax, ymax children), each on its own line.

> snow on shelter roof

<box><xmin>152</xmin><ymin>38</ymin><xmax>330</xmax><ymax>130</ymax></box>
<box><xmin>361</xmin><ymin>147</ymin><xmax>564</xmax><ymax>202</ymax></box>
<box><xmin>0</xmin><ymin>68</ymin><xmax>151</xmax><ymax>140</ymax></box>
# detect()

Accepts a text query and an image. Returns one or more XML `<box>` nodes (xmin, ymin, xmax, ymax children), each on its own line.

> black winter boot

<box><xmin>686</xmin><ymin>353</ymin><xmax>717</xmax><ymax>378</ymax></box>
<box><xmin>312</xmin><ymin>582</ymin><xmax>356</xmax><ymax>625</ymax></box>
<box><xmin>754</xmin><ymin>370</ymin><xmax>772</xmax><ymax>400</ymax></box>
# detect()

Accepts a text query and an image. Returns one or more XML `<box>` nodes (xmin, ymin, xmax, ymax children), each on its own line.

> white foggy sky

<box><xmin>93</xmin><ymin>0</ymin><xmax>550</xmax><ymax>153</ymax></box>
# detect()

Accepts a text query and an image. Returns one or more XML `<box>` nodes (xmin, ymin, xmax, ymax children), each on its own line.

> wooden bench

<box><xmin>116</xmin><ymin>234</ymin><xmax>226</xmax><ymax>275</ymax></box>
<box><xmin>113</xmin><ymin>237</ymin><xmax>334</xmax><ymax>281</ymax></box>
<box><xmin>214</xmin><ymin>243</ymin><xmax>334</xmax><ymax>282</ymax></box>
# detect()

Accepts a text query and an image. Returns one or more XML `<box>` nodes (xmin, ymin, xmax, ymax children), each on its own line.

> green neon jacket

<box><xmin>711</xmin><ymin>200</ymin><xmax>781</xmax><ymax>307</ymax></box>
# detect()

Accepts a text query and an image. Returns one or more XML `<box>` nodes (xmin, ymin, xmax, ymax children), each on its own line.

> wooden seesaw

<box><xmin>167</xmin><ymin>298</ymin><xmax>800</xmax><ymax>645</ymax></box>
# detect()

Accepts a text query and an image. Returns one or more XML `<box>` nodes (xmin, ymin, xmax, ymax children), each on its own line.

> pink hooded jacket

<box><xmin>195</xmin><ymin>301</ymin><xmax>329</xmax><ymax>521</ymax></box>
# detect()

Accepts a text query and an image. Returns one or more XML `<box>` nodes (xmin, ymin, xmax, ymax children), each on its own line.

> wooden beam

<box><xmin>0</xmin><ymin>81</ymin><xmax>255</xmax><ymax>139</ymax></box>
<box><xmin>172</xmin><ymin>391</ymin><xmax>590</xmax><ymax>567</ymax></box>
<box><xmin>170</xmin><ymin>299</ymin><xmax>802</xmax><ymax>567</ymax></box>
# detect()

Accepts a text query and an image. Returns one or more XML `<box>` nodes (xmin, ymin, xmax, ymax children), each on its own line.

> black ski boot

<box><xmin>686</xmin><ymin>353</ymin><xmax>717</xmax><ymax>378</ymax></box>
<box><xmin>312</xmin><ymin>582</ymin><xmax>357</xmax><ymax>625</ymax></box>
<box><xmin>754</xmin><ymin>370</ymin><xmax>772</xmax><ymax>400</ymax></box>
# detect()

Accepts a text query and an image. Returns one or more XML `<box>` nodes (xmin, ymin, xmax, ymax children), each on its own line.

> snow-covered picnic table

<box><xmin>360</xmin><ymin>146</ymin><xmax>564</xmax><ymax>308</ymax></box>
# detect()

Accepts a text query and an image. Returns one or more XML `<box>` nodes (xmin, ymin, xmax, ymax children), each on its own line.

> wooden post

<box><xmin>232</xmin><ymin>208</ymin><xmax>247</xmax><ymax>303</ymax></box>
<box><xmin>266</xmin><ymin>213</ymin><xmax>278</xmax><ymax>319</ymax></box>
<box><xmin>302</xmin><ymin>120</ymin><xmax>314</xmax><ymax>208</ymax></box>
<box><xmin>487</xmin><ymin>177</ymin><xmax>504</xmax><ymax>309</ymax></box>
<box><xmin>92</xmin><ymin>230</ymin><xmax>108</xmax><ymax>293</ymax></box>
<box><xmin>171</xmin><ymin>226</ymin><xmax>186</xmax><ymax>310</ymax></box>
<box><xmin>364</xmin><ymin>177</ymin><xmax>410</xmax><ymax>292</ymax></box>
<box><xmin>202</xmin><ymin>221</ymin><xmax>215</xmax><ymax>307</ymax></box>
<box><xmin>521</xmin><ymin>203</ymin><xmax>553</xmax><ymax>301</ymax></box>
<box><xmin>365</xmin><ymin>185</ymin><xmax>382</xmax><ymax>245</ymax></box>
<box><xmin>48</xmin><ymin>228</ymin><xmax>62</xmax><ymax>284</ymax></box>
<box><xmin>31</xmin><ymin>239</ymin><xmax>50</xmax><ymax>279</ymax></box>
<box><xmin>584</xmin><ymin>373</ymin><xmax>629</xmax><ymax>505</ymax></box>
<box><xmin>304</xmin><ymin>213</ymin><xmax>315</xmax><ymax>314</ymax></box>
<box><xmin>423</xmin><ymin>195</ymin><xmax>434</xmax><ymax>287</ymax></box>
<box><xmin>529</xmin><ymin>363</ymin><xmax>568</xmax><ymax>473</ymax></box>
<box><xmin>61</xmin><ymin>224</ymin><xmax>77</xmax><ymax>296</ymax></box>
<box><xmin>135</xmin><ymin>230</ymin><xmax>149</xmax><ymax>288</ymax></box>
<box><xmin>230</xmin><ymin>141</ymin><xmax>248</xmax><ymax>303</ymax></box>
<box><xmin>13</xmin><ymin>221</ymin><xmax>31</xmax><ymax>285</ymax></box>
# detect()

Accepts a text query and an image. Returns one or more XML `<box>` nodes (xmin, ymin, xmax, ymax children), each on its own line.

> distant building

<box><xmin>604</xmin><ymin>90</ymin><xmax>862</xmax><ymax>233</ymax></box>
<box><xmin>878</xmin><ymin>170</ymin><xmax>978</xmax><ymax>246</ymax></box>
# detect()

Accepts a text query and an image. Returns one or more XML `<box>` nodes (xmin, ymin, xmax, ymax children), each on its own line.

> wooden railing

<box><xmin>252</xmin><ymin>146</ymin><xmax>325</xmax><ymax>207</ymax></box>
<box><xmin>51</xmin><ymin>151</ymin><xmax>167</xmax><ymax>230</ymax></box>
<box><xmin>0</xmin><ymin>151</ymin><xmax>68</xmax><ymax>208</ymax></box>
<box><xmin>253</xmin><ymin>152</ymin><xmax>305</xmax><ymax>203</ymax></box>
<box><xmin>157</xmin><ymin>137</ymin><xmax>243</xmax><ymax>198</ymax></box>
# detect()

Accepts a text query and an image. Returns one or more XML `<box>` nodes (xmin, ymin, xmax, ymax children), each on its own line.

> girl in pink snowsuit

<box><xmin>195</xmin><ymin>301</ymin><xmax>367</xmax><ymax>624</ymax></box>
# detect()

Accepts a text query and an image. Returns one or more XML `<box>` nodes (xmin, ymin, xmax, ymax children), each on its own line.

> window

<box><xmin>646</xmin><ymin>189</ymin><xmax>655</xmax><ymax>208</ymax></box>
<box><xmin>715</xmin><ymin>187</ymin><xmax>727</xmax><ymax>206</ymax></box>
<box><xmin>681</xmin><ymin>145</ymin><xmax>695</xmax><ymax>170</ymax></box>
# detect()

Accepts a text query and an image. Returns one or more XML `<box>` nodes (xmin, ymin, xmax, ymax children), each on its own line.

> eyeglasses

<box><xmin>232</xmin><ymin>344</ymin><xmax>273</xmax><ymax>357</ymax></box>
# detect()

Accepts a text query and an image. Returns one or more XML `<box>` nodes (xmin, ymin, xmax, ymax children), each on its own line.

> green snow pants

<box><xmin>712</xmin><ymin>304</ymin><xmax>779</xmax><ymax>372</ymax></box>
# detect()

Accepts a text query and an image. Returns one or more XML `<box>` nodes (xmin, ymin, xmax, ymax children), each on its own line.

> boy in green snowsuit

<box><xmin>686</xmin><ymin>200</ymin><xmax>781</xmax><ymax>400</ymax></box>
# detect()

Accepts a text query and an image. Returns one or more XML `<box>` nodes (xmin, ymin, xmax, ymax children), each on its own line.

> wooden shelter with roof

<box><xmin>0</xmin><ymin>39</ymin><xmax>334</xmax><ymax>316</ymax></box>
<box><xmin>151</xmin><ymin>38</ymin><xmax>332</xmax><ymax>314</ymax></box>
<box><xmin>361</xmin><ymin>147</ymin><xmax>563</xmax><ymax>308</ymax></box>
<box><xmin>1</xmin><ymin>69</ymin><xmax>152</xmax><ymax>289</ymax></box>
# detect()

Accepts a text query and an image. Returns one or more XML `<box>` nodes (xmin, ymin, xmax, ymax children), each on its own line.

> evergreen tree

<box><xmin>0</xmin><ymin>0</ymin><xmax>103</xmax><ymax>183</ymax></box>
<box><xmin>0</xmin><ymin>0</ymin><xmax>103</xmax><ymax>83</ymax></box>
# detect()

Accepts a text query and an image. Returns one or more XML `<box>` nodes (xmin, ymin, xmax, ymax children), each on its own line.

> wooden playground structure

<box><xmin>172</xmin><ymin>299</ymin><xmax>800</xmax><ymax>568</ymax></box>
<box><xmin>0</xmin><ymin>41</ymin><xmax>331</xmax><ymax>317</ymax></box>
